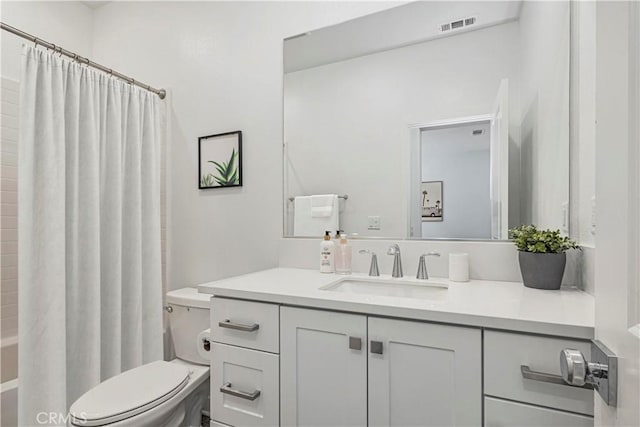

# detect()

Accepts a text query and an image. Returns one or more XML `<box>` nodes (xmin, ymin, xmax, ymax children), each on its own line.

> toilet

<box><xmin>69</xmin><ymin>288</ymin><xmax>211</xmax><ymax>427</ymax></box>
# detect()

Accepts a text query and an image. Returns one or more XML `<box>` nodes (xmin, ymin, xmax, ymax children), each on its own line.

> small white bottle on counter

<box><xmin>449</xmin><ymin>253</ymin><xmax>470</xmax><ymax>282</ymax></box>
<box><xmin>320</xmin><ymin>231</ymin><xmax>335</xmax><ymax>273</ymax></box>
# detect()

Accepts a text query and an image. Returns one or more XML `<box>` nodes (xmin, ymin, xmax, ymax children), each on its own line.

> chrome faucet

<box><xmin>416</xmin><ymin>252</ymin><xmax>441</xmax><ymax>280</ymax></box>
<box><xmin>387</xmin><ymin>244</ymin><xmax>403</xmax><ymax>278</ymax></box>
<box><xmin>359</xmin><ymin>250</ymin><xmax>379</xmax><ymax>277</ymax></box>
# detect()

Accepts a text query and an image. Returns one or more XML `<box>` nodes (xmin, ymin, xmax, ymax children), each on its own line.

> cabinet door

<box><xmin>280</xmin><ymin>307</ymin><xmax>367</xmax><ymax>426</ymax></box>
<box><xmin>368</xmin><ymin>317</ymin><xmax>482</xmax><ymax>426</ymax></box>
<box><xmin>210</xmin><ymin>343</ymin><xmax>279</xmax><ymax>427</ymax></box>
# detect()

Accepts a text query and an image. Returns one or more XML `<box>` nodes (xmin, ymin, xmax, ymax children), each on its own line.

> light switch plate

<box><xmin>368</xmin><ymin>216</ymin><xmax>381</xmax><ymax>230</ymax></box>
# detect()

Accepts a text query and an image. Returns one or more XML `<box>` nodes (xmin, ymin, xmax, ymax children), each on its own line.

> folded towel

<box><xmin>311</xmin><ymin>194</ymin><xmax>337</xmax><ymax>218</ymax></box>
<box><xmin>294</xmin><ymin>194</ymin><xmax>339</xmax><ymax>237</ymax></box>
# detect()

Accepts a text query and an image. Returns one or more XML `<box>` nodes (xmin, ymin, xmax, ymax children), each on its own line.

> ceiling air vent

<box><xmin>440</xmin><ymin>16</ymin><xmax>478</xmax><ymax>33</ymax></box>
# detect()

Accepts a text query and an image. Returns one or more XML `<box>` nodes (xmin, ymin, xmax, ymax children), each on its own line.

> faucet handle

<box><xmin>387</xmin><ymin>244</ymin><xmax>401</xmax><ymax>255</ymax></box>
<box><xmin>420</xmin><ymin>251</ymin><xmax>441</xmax><ymax>259</ymax></box>
<box><xmin>359</xmin><ymin>250</ymin><xmax>379</xmax><ymax>277</ymax></box>
<box><xmin>416</xmin><ymin>252</ymin><xmax>440</xmax><ymax>280</ymax></box>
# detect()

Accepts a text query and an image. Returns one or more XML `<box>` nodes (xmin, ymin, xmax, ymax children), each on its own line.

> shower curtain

<box><xmin>18</xmin><ymin>46</ymin><xmax>164</xmax><ymax>426</ymax></box>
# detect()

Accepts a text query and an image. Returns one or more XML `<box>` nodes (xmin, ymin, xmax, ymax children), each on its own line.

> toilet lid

<box><xmin>69</xmin><ymin>361</ymin><xmax>190</xmax><ymax>426</ymax></box>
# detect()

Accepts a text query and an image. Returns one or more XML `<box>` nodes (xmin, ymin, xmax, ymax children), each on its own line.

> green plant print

<box><xmin>205</xmin><ymin>148</ymin><xmax>239</xmax><ymax>186</ymax></box>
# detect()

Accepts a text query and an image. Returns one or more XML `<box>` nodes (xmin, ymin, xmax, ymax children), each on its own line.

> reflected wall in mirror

<box><xmin>284</xmin><ymin>1</ymin><xmax>570</xmax><ymax>240</ymax></box>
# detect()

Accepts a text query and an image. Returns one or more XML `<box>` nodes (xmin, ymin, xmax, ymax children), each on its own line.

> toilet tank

<box><xmin>166</xmin><ymin>287</ymin><xmax>211</xmax><ymax>365</ymax></box>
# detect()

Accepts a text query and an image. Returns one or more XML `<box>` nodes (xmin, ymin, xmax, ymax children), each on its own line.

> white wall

<box><xmin>421</xmin><ymin>123</ymin><xmax>491</xmax><ymax>239</ymax></box>
<box><xmin>0</xmin><ymin>1</ymin><xmax>94</xmax><ymax>80</ymax></box>
<box><xmin>284</xmin><ymin>21</ymin><xmax>520</xmax><ymax>238</ymax></box>
<box><xmin>91</xmin><ymin>1</ymin><xmax>403</xmax><ymax>289</ymax></box>
<box><xmin>518</xmin><ymin>0</ymin><xmax>570</xmax><ymax>231</ymax></box>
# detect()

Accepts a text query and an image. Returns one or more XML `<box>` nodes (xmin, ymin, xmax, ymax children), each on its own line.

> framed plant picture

<box><xmin>198</xmin><ymin>130</ymin><xmax>242</xmax><ymax>189</ymax></box>
<box><xmin>421</xmin><ymin>180</ymin><xmax>443</xmax><ymax>222</ymax></box>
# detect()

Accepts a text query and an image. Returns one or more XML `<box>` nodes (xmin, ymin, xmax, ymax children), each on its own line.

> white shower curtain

<box><xmin>18</xmin><ymin>46</ymin><xmax>164</xmax><ymax>426</ymax></box>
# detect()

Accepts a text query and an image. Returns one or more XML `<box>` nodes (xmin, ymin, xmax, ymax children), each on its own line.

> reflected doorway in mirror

<box><xmin>422</xmin><ymin>181</ymin><xmax>443</xmax><ymax>222</ymax></box>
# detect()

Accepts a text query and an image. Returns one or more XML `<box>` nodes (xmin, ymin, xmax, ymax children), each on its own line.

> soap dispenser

<box><xmin>320</xmin><ymin>231</ymin><xmax>335</xmax><ymax>273</ymax></box>
<box><xmin>335</xmin><ymin>233</ymin><xmax>352</xmax><ymax>275</ymax></box>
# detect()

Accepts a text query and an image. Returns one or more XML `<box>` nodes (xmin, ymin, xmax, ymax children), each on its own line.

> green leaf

<box><xmin>509</xmin><ymin>224</ymin><xmax>580</xmax><ymax>253</ymax></box>
<box><xmin>200</xmin><ymin>173</ymin><xmax>216</xmax><ymax>187</ymax></box>
<box><xmin>206</xmin><ymin>148</ymin><xmax>240</xmax><ymax>186</ymax></box>
<box><xmin>208</xmin><ymin>161</ymin><xmax>227</xmax><ymax>177</ymax></box>
<box><xmin>229</xmin><ymin>169</ymin><xmax>238</xmax><ymax>184</ymax></box>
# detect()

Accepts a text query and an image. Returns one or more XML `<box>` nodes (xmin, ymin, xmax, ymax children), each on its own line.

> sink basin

<box><xmin>320</xmin><ymin>277</ymin><xmax>448</xmax><ymax>300</ymax></box>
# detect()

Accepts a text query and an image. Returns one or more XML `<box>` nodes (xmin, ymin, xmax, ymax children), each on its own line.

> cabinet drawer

<box><xmin>484</xmin><ymin>330</ymin><xmax>593</xmax><ymax>415</ymax></box>
<box><xmin>211</xmin><ymin>297</ymin><xmax>279</xmax><ymax>353</ymax></box>
<box><xmin>485</xmin><ymin>397</ymin><xmax>593</xmax><ymax>426</ymax></box>
<box><xmin>210</xmin><ymin>343</ymin><xmax>279</xmax><ymax>427</ymax></box>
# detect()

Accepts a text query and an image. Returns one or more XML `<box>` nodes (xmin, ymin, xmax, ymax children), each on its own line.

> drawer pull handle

<box><xmin>218</xmin><ymin>319</ymin><xmax>260</xmax><ymax>332</ymax></box>
<box><xmin>220</xmin><ymin>382</ymin><xmax>261</xmax><ymax>401</ymax></box>
<box><xmin>521</xmin><ymin>365</ymin><xmax>594</xmax><ymax>390</ymax></box>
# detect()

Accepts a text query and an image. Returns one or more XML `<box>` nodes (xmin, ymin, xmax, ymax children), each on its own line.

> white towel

<box><xmin>311</xmin><ymin>194</ymin><xmax>336</xmax><ymax>218</ymax></box>
<box><xmin>293</xmin><ymin>194</ymin><xmax>339</xmax><ymax>237</ymax></box>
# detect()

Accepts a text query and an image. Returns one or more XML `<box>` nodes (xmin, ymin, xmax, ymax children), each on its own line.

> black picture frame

<box><xmin>198</xmin><ymin>130</ymin><xmax>243</xmax><ymax>189</ymax></box>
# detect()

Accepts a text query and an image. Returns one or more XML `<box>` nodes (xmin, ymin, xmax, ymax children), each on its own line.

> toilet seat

<box><xmin>69</xmin><ymin>360</ymin><xmax>191</xmax><ymax>427</ymax></box>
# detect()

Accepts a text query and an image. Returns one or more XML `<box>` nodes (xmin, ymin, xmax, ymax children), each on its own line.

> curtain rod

<box><xmin>1</xmin><ymin>21</ymin><xmax>166</xmax><ymax>99</ymax></box>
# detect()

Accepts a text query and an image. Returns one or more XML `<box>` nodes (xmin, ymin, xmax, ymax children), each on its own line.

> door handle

<box><xmin>219</xmin><ymin>382</ymin><xmax>261</xmax><ymax>401</ymax></box>
<box><xmin>218</xmin><ymin>319</ymin><xmax>260</xmax><ymax>332</ymax></box>
<box><xmin>370</xmin><ymin>340</ymin><xmax>383</xmax><ymax>354</ymax></box>
<box><xmin>559</xmin><ymin>340</ymin><xmax>617</xmax><ymax>407</ymax></box>
<box><xmin>521</xmin><ymin>365</ymin><xmax>594</xmax><ymax>389</ymax></box>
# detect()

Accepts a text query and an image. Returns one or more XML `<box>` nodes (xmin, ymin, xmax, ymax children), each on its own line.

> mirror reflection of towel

<box><xmin>294</xmin><ymin>194</ymin><xmax>339</xmax><ymax>237</ymax></box>
<box><xmin>311</xmin><ymin>194</ymin><xmax>335</xmax><ymax>217</ymax></box>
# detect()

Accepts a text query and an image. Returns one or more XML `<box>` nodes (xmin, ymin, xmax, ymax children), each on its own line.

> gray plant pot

<box><xmin>518</xmin><ymin>252</ymin><xmax>566</xmax><ymax>290</ymax></box>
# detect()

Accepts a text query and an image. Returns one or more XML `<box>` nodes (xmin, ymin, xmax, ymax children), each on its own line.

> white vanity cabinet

<box><xmin>368</xmin><ymin>317</ymin><xmax>482</xmax><ymax>426</ymax></box>
<box><xmin>280</xmin><ymin>307</ymin><xmax>368</xmax><ymax>426</ymax></box>
<box><xmin>280</xmin><ymin>307</ymin><xmax>482</xmax><ymax>426</ymax></box>
<box><xmin>208</xmin><ymin>290</ymin><xmax>593</xmax><ymax>427</ymax></box>
<box><xmin>209</xmin><ymin>298</ymin><xmax>280</xmax><ymax>427</ymax></box>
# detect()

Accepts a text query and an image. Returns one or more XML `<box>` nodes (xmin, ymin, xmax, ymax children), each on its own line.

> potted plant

<box><xmin>509</xmin><ymin>225</ymin><xmax>580</xmax><ymax>290</ymax></box>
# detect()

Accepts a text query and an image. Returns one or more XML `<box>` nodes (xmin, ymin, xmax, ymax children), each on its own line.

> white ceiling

<box><xmin>284</xmin><ymin>1</ymin><xmax>522</xmax><ymax>73</ymax></box>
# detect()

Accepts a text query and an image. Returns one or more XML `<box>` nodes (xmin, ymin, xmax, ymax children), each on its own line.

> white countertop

<box><xmin>198</xmin><ymin>268</ymin><xmax>595</xmax><ymax>339</ymax></box>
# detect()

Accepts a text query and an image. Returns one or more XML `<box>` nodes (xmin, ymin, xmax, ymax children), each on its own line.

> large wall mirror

<box><xmin>283</xmin><ymin>1</ymin><xmax>570</xmax><ymax>240</ymax></box>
